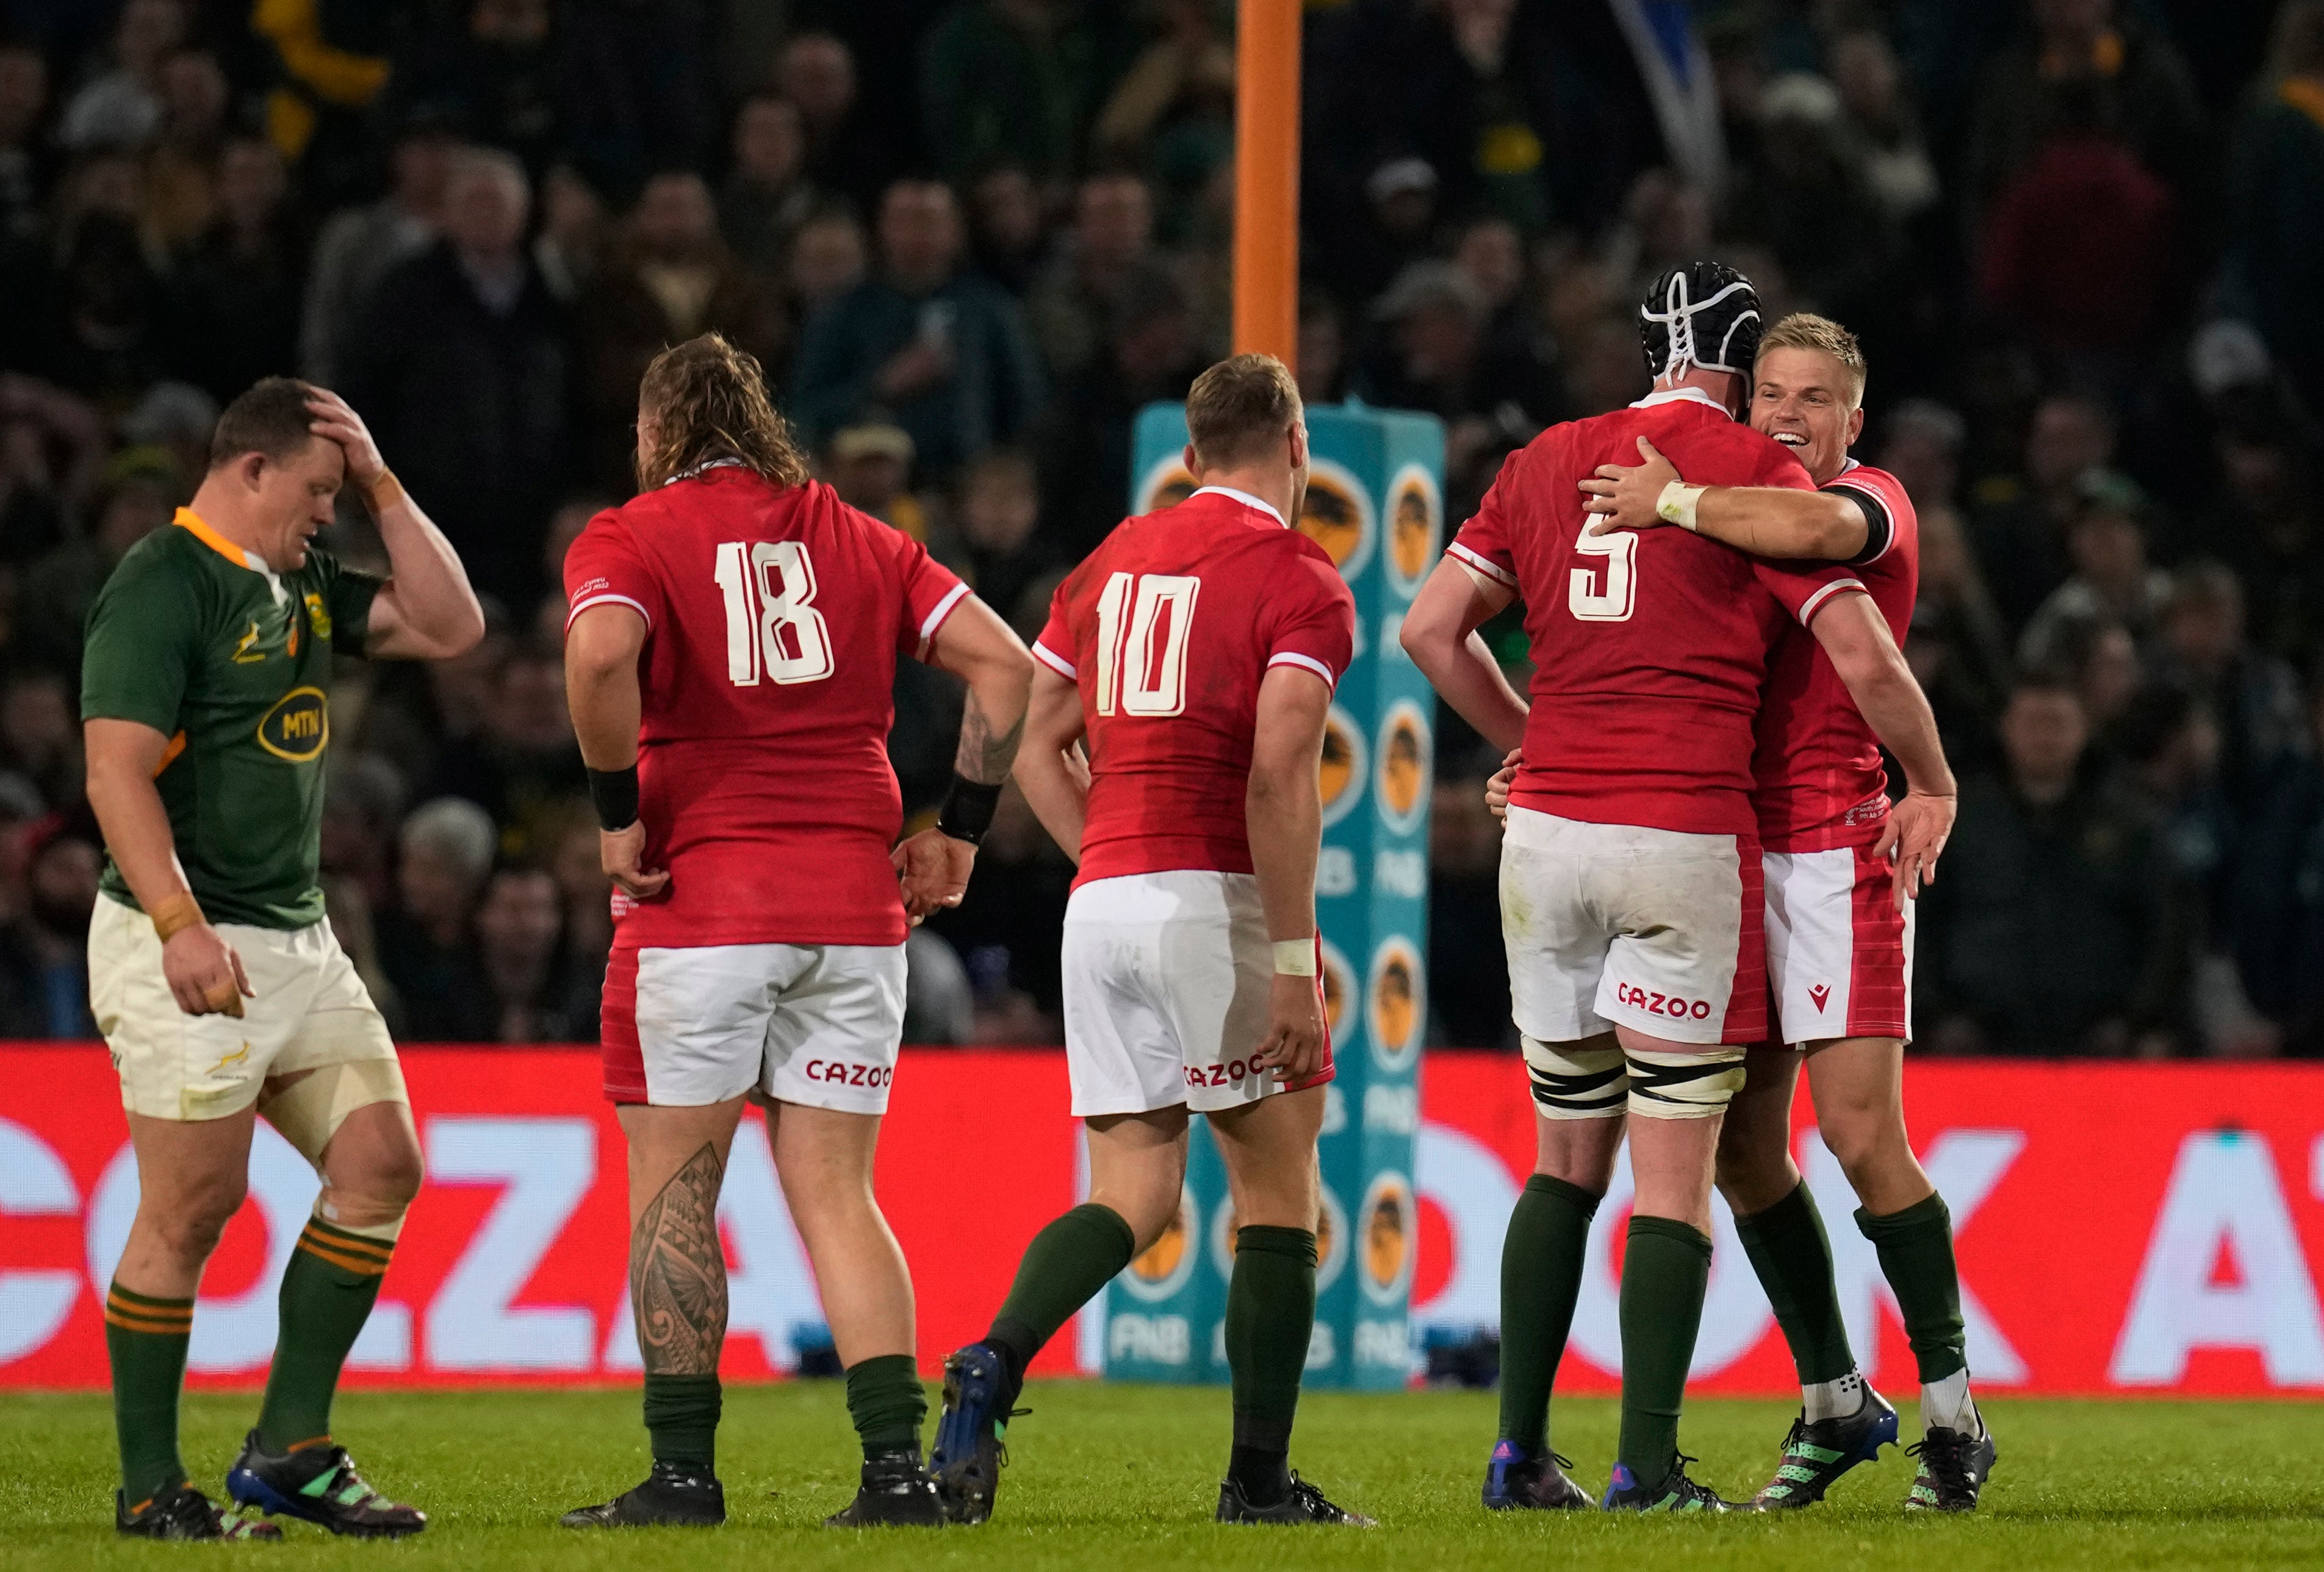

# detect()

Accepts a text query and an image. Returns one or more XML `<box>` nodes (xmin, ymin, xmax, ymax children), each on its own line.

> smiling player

<box><xmin>82</xmin><ymin>378</ymin><xmax>484</xmax><ymax>1540</ymax></box>
<box><xmin>1579</xmin><ymin>312</ymin><xmax>1991</xmax><ymax>1512</ymax></box>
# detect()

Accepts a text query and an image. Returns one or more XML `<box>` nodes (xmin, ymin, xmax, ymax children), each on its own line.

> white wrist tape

<box><xmin>1656</xmin><ymin>480</ymin><xmax>1707</xmax><ymax>531</ymax></box>
<box><xmin>1273</xmin><ymin>939</ymin><xmax>1318</xmax><ymax>977</ymax></box>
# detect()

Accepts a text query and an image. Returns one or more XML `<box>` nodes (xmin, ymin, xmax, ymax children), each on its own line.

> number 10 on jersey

<box><xmin>714</xmin><ymin>539</ymin><xmax>834</xmax><ymax>686</ymax></box>
<box><xmin>1093</xmin><ymin>571</ymin><xmax>1199</xmax><ymax>716</ymax></box>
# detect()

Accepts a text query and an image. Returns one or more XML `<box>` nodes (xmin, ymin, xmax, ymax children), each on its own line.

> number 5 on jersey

<box><xmin>1094</xmin><ymin>571</ymin><xmax>1199</xmax><ymax>716</ymax></box>
<box><xmin>1568</xmin><ymin>531</ymin><xmax>1637</xmax><ymax>622</ymax></box>
<box><xmin>714</xmin><ymin>539</ymin><xmax>834</xmax><ymax>685</ymax></box>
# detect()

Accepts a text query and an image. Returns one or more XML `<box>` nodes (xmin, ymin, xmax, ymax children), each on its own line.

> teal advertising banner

<box><xmin>1101</xmin><ymin>400</ymin><xmax>1446</xmax><ymax>1390</ymax></box>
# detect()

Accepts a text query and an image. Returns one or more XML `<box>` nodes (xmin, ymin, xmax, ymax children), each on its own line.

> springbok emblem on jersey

<box><xmin>231</xmin><ymin>620</ymin><xmax>265</xmax><ymax>663</ymax></box>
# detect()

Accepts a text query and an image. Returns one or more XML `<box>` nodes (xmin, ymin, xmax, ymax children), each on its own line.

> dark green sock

<box><xmin>1733</xmin><ymin>1181</ymin><xmax>1855</xmax><ymax>1385</ymax></box>
<box><xmin>1616</xmin><ymin>1216</ymin><xmax>1713</xmax><ymax>1494</ymax></box>
<box><xmin>987</xmin><ymin>1202</ymin><xmax>1136</xmax><ymax>1386</ymax></box>
<box><xmin>844</xmin><ymin>1354</ymin><xmax>927</xmax><ymax>1460</ymax></box>
<box><xmin>1497</xmin><ymin>1174</ymin><xmax>1599</xmax><ymax>1451</ymax></box>
<box><xmin>105</xmin><ymin>1282</ymin><xmax>192</xmax><ymax>1504</ymax></box>
<box><xmin>643</xmin><ymin>1372</ymin><xmax>722</xmax><ymax>1469</ymax></box>
<box><xmin>1225</xmin><ymin>1225</ymin><xmax>1316</xmax><ymax>1506</ymax></box>
<box><xmin>1857</xmin><ymin>1193</ymin><xmax>1966</xmax><ymax>1383</ymax></box>
<box><xmin>255</xmin><ymin>1217</ymin><xmax>393</xmax><ymax>1452</ymax></box>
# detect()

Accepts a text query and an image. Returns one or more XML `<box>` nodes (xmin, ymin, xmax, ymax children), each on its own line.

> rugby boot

<box><xmin>226</xmin><ymin>1430</ymin><xmax>425</xmax><ymax>1537</ymax></box>
<box><xmin>118</xmin><ymin>1482</ymin><xmax>281</xmax><ymax>1541</ymax></box>
<box><xmin>1600</xmin><ymin>1455</ymin><xmax>1744</xmax><ymax>1513</ymax></box>
<box><xmin>1215</xmin><ymin>1471</ymin><xmax>1376</xmax><ymax>1526</ymax></box>
<box><xmin>824</xmin><ymin>1450</ymin><xmax>945</xmax><ymax>1527</ymax></box>
<box><xmin>1751</xmin><ymin>1385</ymin><xmax>1900</xmax><ymax>1509</ymax></box>
<box><xmin>1905</xmin><ymin>1422</ymin><xmax>1998</xmax><ymax>1512</ymax></box>
<box><xmin>931</xmin><ymin>1341</ymin><xmax>1025</xmax><ymax>1524</ymax></box>
<box><xmin>1481</xmin><ymin>1440</ymin><xmax>1591</xmax><ymax>1510</ymax></box>
<box><xmin>560</xmin><ymin>1460</ymin><xmax>727</xmax><ymax>1528</ymax></box>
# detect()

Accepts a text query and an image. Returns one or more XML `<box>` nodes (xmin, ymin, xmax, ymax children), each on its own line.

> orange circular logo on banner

<box><xmin>1368</xmin><ymin>936</ymin><xmax>1425</xmax><ymax>1072</ymax></box>
<box><xmin>1120</xmin><ymin>1184</ymin><xmax>1198</xmax><ymax>1300</ymax></box>
<box><xmin>1297</xmin><ymin>461</ymin><xmax>1375</xmax><ymax>580</ymax></box>
<box><xmin>1320</xmin><ymin>939</ymin><xmax>1356</xmax><ymax>1037</ymax></box>
<box><xmin>1318</xmin><ymin>704</ymin><xmax>1367</xmax><ymax>828</ymax></box>
<box><xmin>1135</xmin><ymin>456</ymin><xmax>1198</xmax><ymax>516</ymax></box>
<box><xmin>1359</xmin><ymin>1172</ymin><xmax>1416</xmax><ymax>1304</ymax></box>
<box><xmin>1386</xmin><ymin>463</ymin><xmax>1441</xmax><ymax>596</ymax></box>
<box><xmin>1375</xmin><ymin>699</ymin><xmax>1431</xmax><ymax>835</ymax></box>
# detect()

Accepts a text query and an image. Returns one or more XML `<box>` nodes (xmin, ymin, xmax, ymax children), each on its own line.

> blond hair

<box><xmin>635</xmin><ymin>333</ymin><xmax>810</xmax><ymax>492</ymax></box>
<box><xmin>1757</xmin><ymin>312</ymin><xmax>1867</xmax><ymax>406</ymax></box>
<box><xmin>1184</xmin><ymin>353</ymin><xmax>1303</xmax><ymax>469</ymax></box>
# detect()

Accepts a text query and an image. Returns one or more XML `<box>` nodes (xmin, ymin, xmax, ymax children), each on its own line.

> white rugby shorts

<box><xmin>1499</xmin><ymin>807</ymin><xmax>1768</xmax><ymax>1046</ymax></box>
<box><xmin>1061</xmin><ymin>870</ymin><xmax>1333</xmax><ymax>1117</ymax></box>
<box><xmin>600</xmin><ymin>940</ymin><xmax>906</xmax><ymax>1113</ymax></box>
<box><xmin>1764</xmin><ymin>840</ymin><xmax>1914</xmax><ymax>1046</ymax></box>
<box><xmin>89</xmin><ymin>894</ymin><xmax>399</xmax><ymax>1123</ymax></box>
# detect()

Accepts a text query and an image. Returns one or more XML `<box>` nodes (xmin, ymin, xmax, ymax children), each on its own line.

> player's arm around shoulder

<box><xmin>308</xmin><ymin>388</ymin><xmax>486</xmax><ymax>661</ymax></box>
<box><xmin>900</xmin><ymin>592</ymin><xmax>1036</xmax><ymax>921</ymax></box>
<box><xmin>1805</xmin><ymin>589</ymin><xmax>1957</xmax><ymax>906</ymax></box>
<box><xmin>1579</xmin><ymin>436</ymin><xmax>1868</xmax><ymax>561</ymax></box>
<box><xmin>1247</xmin><ymin>664</ymin><xmax>1334</xmax><ymax>1084</ymax></box>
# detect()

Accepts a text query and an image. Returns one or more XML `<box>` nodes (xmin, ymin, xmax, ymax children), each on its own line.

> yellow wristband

<box><xmin>1655</xmin><ymin>480</ymin><xmax>1707</xmax><ymax>530</ymax></box>
<box><xmin>362</xmin><ymin>469</ymin><xmax>406</xmax><ymax>513</ymax></box>
<box><xmin>150</xmin><ymin>892</ymin><xmax>205</xmax><ymax>943</ymax></box>
<box><xmin>1273</xmin><ymin>939</ymin><xmax>1318</xmax><ymax>977</ymax></box>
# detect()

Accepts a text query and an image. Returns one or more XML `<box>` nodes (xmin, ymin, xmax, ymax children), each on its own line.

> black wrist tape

<box><xmin>936</xmin><ymin>776</ymin><xmax>1003</xmax><ymax>845</ymax></box>
<box><xmin>588</xmin><ymin>765</ymin><xmax>640</xmax><ymax>831</ymax></box>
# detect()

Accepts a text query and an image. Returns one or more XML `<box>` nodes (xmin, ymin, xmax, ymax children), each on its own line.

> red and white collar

<box><xmin>1630</xmin><ymin>385</ymin><xmax>1732</xmax><ymax>416</ymax></box>
<box><xmin>1191</xmin><ymin>484</ymin><xmax>1289</xmax><ymax>528</ymax></box>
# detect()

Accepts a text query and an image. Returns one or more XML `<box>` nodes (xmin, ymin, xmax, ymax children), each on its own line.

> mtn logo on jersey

<box><xmin>1808</xmin><ymin>983</ymin><xmax>1832</xmax><ymax>1012</ymax></box>
<box><xmin>256</xmin><ymin>687</ymin><xmax>328</xmax><ymax>762</ymax></box>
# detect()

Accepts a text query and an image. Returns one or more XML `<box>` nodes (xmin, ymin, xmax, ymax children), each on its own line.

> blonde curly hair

<box><xmin>634</xmin><ymin>332</ymin><xmax>810</xmax><ymax>492</ymax></box>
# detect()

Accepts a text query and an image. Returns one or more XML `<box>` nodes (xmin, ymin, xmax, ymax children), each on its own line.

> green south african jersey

<box><xmin>81</xmin><ymin>511</ymin><xmax>382</xmax><ymax>929</ymax></box>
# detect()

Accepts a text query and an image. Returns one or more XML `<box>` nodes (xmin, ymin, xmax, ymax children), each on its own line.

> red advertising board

<box><xmin>5</xmin><ymin>1045</ymin><xmax>2324</xmax><ymax>1396</ymax></box>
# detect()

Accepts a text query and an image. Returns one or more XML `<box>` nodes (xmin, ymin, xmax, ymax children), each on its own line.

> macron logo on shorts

<box><xmin>1808</xmin><ymin>983</ymin><xmax>1831</xmax><ymax>1012</ymax></box>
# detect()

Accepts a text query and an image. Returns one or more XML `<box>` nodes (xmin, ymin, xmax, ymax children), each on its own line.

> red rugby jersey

<box><xmin>1751</xmin><ymin>461</ymin><xmax>1919</xmax><ymax>850</ymax></box>
<box><xmin>563</xmin><ymin>464</ymin><xmax>968</xmax><ymax>948</ymax></box>
<box><xmin>1446</xmin><ymin>388</ymin><xmax>1854</xmax><ymax>837</ymax></box>
<box><xmin>1033</xmin><ymin>486</ymin><xmax>1357</xmax><ymax>886</ymax></box>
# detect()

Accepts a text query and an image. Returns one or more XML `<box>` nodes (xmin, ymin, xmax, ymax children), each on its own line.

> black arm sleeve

<box><xmin>1827</xmin><ymin>484</ymin><xmax>1893</xmax><ymax>566</ymax></box>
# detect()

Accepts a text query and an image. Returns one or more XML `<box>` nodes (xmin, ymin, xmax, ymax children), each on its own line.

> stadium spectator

<box><xmin>1026</xmin><ymin>172</ymin><xmax>1164</xmax><ymax>379</ymax></box>
<box><xmin>2232</xmin><ymin>677</ymin><xmax>2324</xmax><ymax>1054</ymax></box>
<box><xmin>1834</xmin><ymin>29</ymin><xmax>1941</xmax><ymax>225</ymax></box>
<box><xmin>826</xmin><ymin>424</ymin><xmax>930</xmax><ymax>543</ymax></box>
<box><xmin>423</xmin><ymin>643</ymin><xmax>586</xmax><ymax>863</ymax></box>
<box><xmin>164</xmin><ymin>135</ymin><xmax>304</xmax><ymax>405</ymax></box>
<box><xmin>531</xmin><ymin>163</ymin><xmax>608</xmax><ymax>303</ymax></box>
<box><xmin>923</xmin><ymin>785</ymin><xmax>1068</xmax><ymax>1040</ymax></box>
<box><xmin>2018</xmin><ymin>478</ymin><xmax>2171</xmax><ymax>670</ymax></box>
<box><xmin>2153</xmin><ymin>562</ymin><xmax>2311</xmax><ymax>810</ymax></box>
<box><xmin>300</xmin><ymin>116</ymin><xmax>458</xmax><ymax>386</ymax></box>
<box><xmin>1</xmin><ymin>667</ymin><xmax>79</xmax><ymax>813</ymax></box>
<box><xmin>787</xmin><ymin>207</ymin><xmax>867</xmax><ymax>319</ymax></box>
<box><xmin>791</xmin><ymin>178</ymin><xmax>1045</xmax><ymax>479</ymax></box>
<box><xmin>1353</xmin><ymin>261</ymin><xmax>1561</xmax><ymax>486</ymax></box>
<box><xmin>384</xmin><ymin>0</ymin><xmax>564</xmax><ymax>178</ymax></box>
<box><xmin>1032</xmin><ymin>266</ymin><xmax>1203</xmax><ymax>555</ymax></box>
<box><xmin>1963</xmin><ymin>0</ymin><xmax>2206</xmax><ymax>220</ymax></box>
<box><xmin>949</xmin><ymin>447</ymin><xmax>1057</xmax><ymax>630</ymax></box>
<box><xmin>378</xmin><ymin>796</ymin><xmax>498</xmax><ymax>1034</ymax></box>
<box><xmin>718</xmin><ymin>93</ymin><xmax>816</xmax><ymax>283</ymax></box>
<box><xmin>917</xmin><ymin>0</ymin><xmax>1137</xmax><ymax>184</ymax></box>
<box><xmin>1426</xmin><ymin>774</ymin><xmax>1511</xmax><ymax>1049</ymax></box>
<box><xmin>964</xmin><ymin>162</ymin><xmax>1049</xmax><ymax>297</ymax></box>
<box><xmin>1916</xmin><ymin>677</ymin><xmax>2190</xmax><ymax>1056</ymax></box>
<box><xmin>141</xmin><ymin>47</ymin><xmax>228</xmax><ymax>251</ymax></box>
<box><xmin>0</xmin><ymin>43</ymin><xmax>52</xmax><ymax>247</ymax></box>
<box><xmin>57</xmin><ymin>0</ymin><xmax>179</xmax><ymax>153</ymax></box>
<box><xmin>578</xmin><ymin>169</ymin><xmax>780</xmax><ymax>485</ymax></box>
<box><xmin>1091</xmin><ymin>0</ymin><xmax>1234</xmax><ymax>212</ymax></box>
<box><xmin>339</xmin><ymin>148</ymin><xmax>572</xmax><ymax>607</ymax></box>
<box><xmin>0</xmin><ymin>812</ymin><xmax>101</xmax><ymax>1037</ymax></box>
<box><xmin>2203</xmin><ymin>420</ymin><xmax>2324</xmax><ymax>663</ymax></box>
<box><xmin>2224</xmin><ymin>2</ymin><xmax>2324</xmax><ymax>418</ymax></box>
<box><xmin>777</xmin><ymin>31</ymin><xmax>916</xmax><ymax>215</ymax></box>
<box><xmin>1970</xmin><ymin>392</ymin><xmax>2117</xmax><ymax>632</ymax></box>
<box><xmin>16</xmin><ymin>456</ymin><xmax>174</xmax><ymax>675</ymax></box>
<box><xmin>415</xmin><ymin>864</ymin><xmax>598</xmax><ymax>1044</ymax></box>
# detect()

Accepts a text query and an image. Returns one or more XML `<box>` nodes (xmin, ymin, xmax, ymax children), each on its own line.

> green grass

<box><xmin>6</xmin><ymin>1384</ymin><xmax>2324</xmax><ymax>1570</ymax></box>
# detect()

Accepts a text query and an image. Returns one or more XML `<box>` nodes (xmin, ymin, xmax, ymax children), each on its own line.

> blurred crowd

<box><xmin>0</xmin><ymin>0</ymin><xmax>2319</xmax><ymax>1058</ymax></box>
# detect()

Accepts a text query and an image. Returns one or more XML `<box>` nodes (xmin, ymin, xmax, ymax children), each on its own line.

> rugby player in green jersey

<box><xmin>81</xmin><ymin>378</ymin><xmax>484</xmax><ymax>1541</ymax></box>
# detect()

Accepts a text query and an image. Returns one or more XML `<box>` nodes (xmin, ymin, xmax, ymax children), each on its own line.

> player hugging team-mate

<box><xmin>1402</xmin><ymin>265</ymin><xmax>1955</xmax><ymax>1512</ymax></box>
<box><xmin>82</xmin><ymin>379</ymin><xmax>486</xmax><ymax>1539</ymax></box>
<box><xmin>1575</xmin><ymin>311</ymin><xmax>1993</xmax><ymax>1511</ymax></box>
<box><xmin>929</xmin><ymin>354</ymin><xmax>1373</xmax><ymax>1527</ymax></box>
<box><xmin>556</xmin><ymin>333</ymin><xmax>1033</xmax><ymax>1530</ymax></box>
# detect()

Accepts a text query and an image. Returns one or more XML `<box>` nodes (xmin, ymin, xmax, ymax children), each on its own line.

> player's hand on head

<box><xmin>599</xmin><ymin>821</ymin><xmax>669</xmax><ymax>900</ymax></box>
<box><xmin>1256</xmin><ymin>972</ymin><xmax>1327</xmax><ymax>1084</ymax></box>
<box><xmin>893</xmin><ymin>827</ymin><xmax>974</xmax><ymax>925</ymax></box>
<box><xmin>304</xmin><ymin>386</ymin><xmax>386</xmax><ymax>486</ymax></box>
<box><xmin>161</xmin><ymin>925</ymin><xmax>254</xmax><ymax>1017</ymax></box>
<box><xmin>1881</xmin><ymin>787</ymin><xmax>1956</xmax><ymax>910</ymax></box>
<box><xmin>1483</xmin><ymin>748</ymin><xmax>1519</xmax><ymax>820</ymax></box>
<box><xmin>1579</xmin><ymin>436</ymin><xmax>1683</xmax><ymax>536</ymax></box>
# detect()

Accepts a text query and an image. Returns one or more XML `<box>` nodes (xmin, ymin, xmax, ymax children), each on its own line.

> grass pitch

<box><xmin>6</xmin><ymin>1384</ymin><xmax>2323</xmax><ymax>1570</ymax></box>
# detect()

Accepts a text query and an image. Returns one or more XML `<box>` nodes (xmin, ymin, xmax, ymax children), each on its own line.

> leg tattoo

<box><xmin>630</xmin><ymin>1144</ymin><xmax>728</xmax><ymax>1374</ymax></box>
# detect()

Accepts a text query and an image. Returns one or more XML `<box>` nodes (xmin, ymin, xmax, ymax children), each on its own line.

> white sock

<box><xmin>1803</xmin><ymin>1368</ymin><xmax>1863</xmax><ymax>1424</ymax></box>
<box><xmin>1921</xmin><ymin>1369</ymin><xmax>1977</xmax><ymax>1435</ymax></box>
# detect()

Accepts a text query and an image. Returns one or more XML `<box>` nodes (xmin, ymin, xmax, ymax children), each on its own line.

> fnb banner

<box><xmin>5</xmin><ymin>1047</ymin><xmax>2324</xmax><ymax>1396</ymax></box>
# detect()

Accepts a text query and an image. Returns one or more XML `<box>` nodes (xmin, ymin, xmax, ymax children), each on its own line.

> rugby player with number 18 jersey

<box><xmin>558</xmin><ymin>335</ymin><xmax>1033</xmax><ymax>1532</ymax></box>
<box><xmin>932</xmin><ymin>355</ymin><xmax>1371</xmax><ymax>1529</ymax></box>
<box><xmin>1581</xmin><ymin>313</ymin><xmax>1987</xmax><ymax>1512</ymax></box>
<box><xmin>1404</xmin><ymin>266</ymin><xmax>1955</xmax><ymax>1515</ymax></box>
